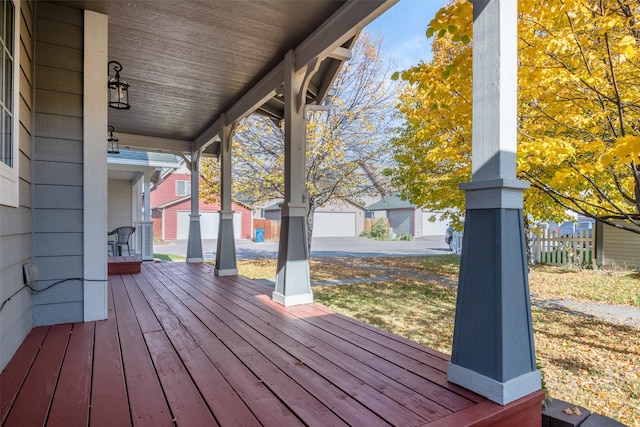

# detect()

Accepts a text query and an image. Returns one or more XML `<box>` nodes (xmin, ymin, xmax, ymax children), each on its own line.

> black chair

<box><xmin>108</xmin><ymin>226</ymin><xmax>136</xmax><ymax>256</ymax></box>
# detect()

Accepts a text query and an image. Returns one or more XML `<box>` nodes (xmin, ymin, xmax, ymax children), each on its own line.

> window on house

<box><xmin>176</xmin><ymin>180</ymin><xmax>191</xmax><ymax>196</ymax></box>
<box><xmin>1</xmin><ymin>0</ymin><xmax>14</xmax><ymax>168</ymax></box>
<box><xmin>0</xmin><ymin>0</ymin><xmax>18</xmax><ymax>207</ymax></box>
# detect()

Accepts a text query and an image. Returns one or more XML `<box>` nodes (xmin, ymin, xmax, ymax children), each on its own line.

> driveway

<box><xmin>153</xmin><ymin>236</ymin><xmax>452</xmax><ymax>260</ymax></box>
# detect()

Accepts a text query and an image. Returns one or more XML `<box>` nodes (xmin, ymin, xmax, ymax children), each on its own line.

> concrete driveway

<box><xmin>153</xmin><ymin>236</ymin><xmax>452</xmax><ymax>260</ymax></box>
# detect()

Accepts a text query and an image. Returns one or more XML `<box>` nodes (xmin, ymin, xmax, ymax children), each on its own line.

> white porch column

<box><xmin>448</xmin><ymin>0</ymin><xmax>541</xmax><ymax>405</ymax></box>
<box><xmin>139</xmin><ymin>170</ymin><xmax>153</xmax><ymax>261</ymax></box>
<box><xmin>82</xmin><ymin>10</ymin><xmax>108</xmax><ymax>321</ymax></box>
<box><xmin>215</xmin><ymin>118</ymin><xmax>238</xmax><ymax>276</ymax></box>
<box><xmin>273</xmin><ymin>50</ymin><xmax>312</xmax><ymax>306</ymax></box>
<box><xmin>186</xmin><ymin>151</ymin><xmax>204</xmax><ymax>263</ymax></box>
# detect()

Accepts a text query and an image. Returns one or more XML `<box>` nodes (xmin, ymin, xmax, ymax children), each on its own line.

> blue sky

<box><xmin>366</xmin><ymin>0</ymin><xmax>447</xmax><ymax>72</ymax></box>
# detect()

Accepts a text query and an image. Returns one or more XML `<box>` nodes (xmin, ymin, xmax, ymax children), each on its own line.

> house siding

<box><xmin>601</xmin><ymin>221</ymin><xmax>640</xmax><ymax>268</ymax></box>
<box><xmin>32</xmin><ymin>3</ymin><xmax>84</xmax><ymax>326</ymax></box>
<box><xmin>0</xmin><ymin>0</ymin><xmax>34</xmax><ymax>371</ymax></box>
<box><xmin>108</xmin><ymin>179</ymin><xmax>134</xmax><ymax>231</ymax></box>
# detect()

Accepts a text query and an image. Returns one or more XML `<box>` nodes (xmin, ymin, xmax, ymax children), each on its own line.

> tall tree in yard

<box><xmin>202</xmin><ymin>31</ymin><xmax>396</xmax><ymax>246</ymax></box>
<box><xmin>389</xmin><ymin>0</ymin><xmax>640</xmax><ymax>233</ymax></box>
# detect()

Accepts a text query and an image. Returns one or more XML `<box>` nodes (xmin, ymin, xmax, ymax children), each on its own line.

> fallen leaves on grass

<box><xmin>530</xmin><ymin>265</ymin><xmax>640</xmax><ymax>307</ymax></box>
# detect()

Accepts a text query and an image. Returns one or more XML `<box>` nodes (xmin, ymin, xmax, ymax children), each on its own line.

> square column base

<box><xmin>214</xmin><ymin>268</ymin><xmax>238</xmax><ymax>277</ymax></box>
<box><xmin>272</xmin><ymin>291</ymin><xmax>313</xmax><ymax>307</ymax></box>
<box><xmin>448</xmin><ymin>363</ymin><xmax>541</xmax><ymax>405</ymax></box>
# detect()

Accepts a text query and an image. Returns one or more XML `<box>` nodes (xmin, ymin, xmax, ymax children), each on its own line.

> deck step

<box><xmin>108</xmin><ymin>256</ymin><xmax>142</xmax><ymax>275</ymax></box>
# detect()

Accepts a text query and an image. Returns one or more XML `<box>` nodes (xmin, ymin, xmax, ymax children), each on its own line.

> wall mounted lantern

<box><xmin>107</xmin><ymin>125</ymin><xmax>120</xmax><ymax>154</ymax></box>
<box><xmin>108</xmin><ymin>61</ymin><xmax>130</xmax><ymax>109</ymax></box>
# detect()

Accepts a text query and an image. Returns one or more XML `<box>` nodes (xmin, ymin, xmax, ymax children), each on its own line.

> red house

<box><xmin>150</xmin><ymin>171</ymin><xmax>253</xmax><ymax>241</ymax></box>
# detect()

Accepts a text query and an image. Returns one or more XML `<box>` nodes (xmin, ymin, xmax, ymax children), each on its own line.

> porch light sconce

<box><xmin>108</xmin><ymin>61</ymin><xmax>130</xmax><ymax>109</ymax></box>
<box><xmin>107</xmin><ymin>125</ymin><xmax>120</xmax><ymax>154</ymax></box>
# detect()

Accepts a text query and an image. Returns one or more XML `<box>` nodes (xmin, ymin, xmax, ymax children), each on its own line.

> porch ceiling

<box><xmin>55</xmin><ymin>0</ymin><xmax>397</xmax><ymax>154</ymax></box>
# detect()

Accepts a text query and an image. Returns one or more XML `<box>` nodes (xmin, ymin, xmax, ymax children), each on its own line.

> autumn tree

<box><xmin>201</xmin><ymin>31</ymin><xmax>397</xmax><ymax>246</ymax></box>
<box><xmin>389</xmin><ymin>0</ymin><xmax>640</xmax><ymax>234</ymax></box>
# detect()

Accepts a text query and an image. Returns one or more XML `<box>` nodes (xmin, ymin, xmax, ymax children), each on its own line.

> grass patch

<box><xmin>237</xmin><ymin>254</ymin><xmax>640</xmax><ymax>425</ymax></box>
<box><xmin>529</xmin><ymin>265</ymin><xmax>640</xmax><ymax>306</ymax></box>
<box><xmin>153</xmin><ymin>253</ymin><xmax>186</xmax><ymax>262</ymax></box>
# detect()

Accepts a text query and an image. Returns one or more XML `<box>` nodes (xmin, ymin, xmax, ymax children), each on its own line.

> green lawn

<box><xmin>153</xmin><ymin>253</ymin><xmax>186</xmax><ymax>262</ymax></box>
<box><xmin>236</xmin><ymin>256</ymin><xmax>640</xmax><ymax>426</ymax></box>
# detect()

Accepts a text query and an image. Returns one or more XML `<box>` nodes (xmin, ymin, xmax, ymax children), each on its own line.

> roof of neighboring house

<box><xmin>152</xmin><ymin>195</ymin><xmax>253</xmax><ymax>211</ymax></box>
<box><xmin>367</xmin><ymin>194</ymin><xmax>415</xmax><ymax>211</ymax></box>
<box><xmin>107</xmin><ymin>150</ymin><xmax>181</xmax><ymax>169</ymax></box>
<box><xmin>262</xmin><ymin>198</ymin><xmax>366</xmax><ymax>212</ymax></box>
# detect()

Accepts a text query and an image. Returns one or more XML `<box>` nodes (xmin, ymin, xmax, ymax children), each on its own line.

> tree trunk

<box><xmin>306</xmin><ymin>208</ymin><xmax>314</xmax><ymax>254</ymax></box>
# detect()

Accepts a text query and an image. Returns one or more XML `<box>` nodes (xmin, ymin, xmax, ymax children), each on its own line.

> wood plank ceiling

<box><xmin>54</xmin><ymin>0</ymin><xmax>396</xmax><ymax>153</ymax></box>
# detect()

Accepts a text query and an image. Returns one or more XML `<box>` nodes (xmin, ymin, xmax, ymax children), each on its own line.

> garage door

<box><xmin>177</xmin><ymin>211</ymin><xmax>242</xmax><ymax>239</ymax></box>
<box><xmin>312</xmin><ymin>212</ymin><xmax>356</xmax><ymax>237</ymax></box>
<box><xmin>421</xmin><ymin>212</ymin><xmax>449</xmax><ymax>237</ymax></box>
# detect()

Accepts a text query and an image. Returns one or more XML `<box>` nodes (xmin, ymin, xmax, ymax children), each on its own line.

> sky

<box><xmin>365</xmin><ymin>0</ymin><xmax>447</xmax><ymax>73</ymax></box>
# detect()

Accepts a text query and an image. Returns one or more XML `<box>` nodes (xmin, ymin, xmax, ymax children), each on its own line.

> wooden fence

<box><xmin>253</xmin><ymin>219</ymin><xmax>281</xmax><ymax>241</ymax></box>
<box><xmin>534</xmin><ymin>229</ymin><xmax>594</xmax><ymax>267</ymax></box>
<box><xmin>364</xmin><ymin>217</ymin><xmax>390</xmax><ymax>232</ymax></box>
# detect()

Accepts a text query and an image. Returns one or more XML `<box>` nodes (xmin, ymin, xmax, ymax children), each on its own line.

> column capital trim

<box><xmin>460</xmin><ymin>178</ymin><xmax>529</xmax><ymax>191</ymax></box>
<box><xmin>280</xmin><ymin>203</ymin><xmax>307</xmax><ymax>217</ymax></box>
<box><xmin>460</xmin><ymin>179</ymin><xmax>529</xmax><ymax>209</ymax></box>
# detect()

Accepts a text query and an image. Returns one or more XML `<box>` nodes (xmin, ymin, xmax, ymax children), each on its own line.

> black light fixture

<box><xmin>108</xmin><ymin>61</ymin><xmax>130</xmax><ymax>109</ymax></box>
<box><xmin>107</xmin><ymin>125</ymin><xmax>120</xmax><ymax>154</ymax></box>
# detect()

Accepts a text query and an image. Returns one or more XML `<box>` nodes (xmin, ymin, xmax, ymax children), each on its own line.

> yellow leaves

<box><xmin>563</xmin><ymin>406</ymin><xmax>582</xmax><ymax>416</ymax></box>
<box><xmin>392</xmin><ymin>0</ymin><xmax>640</xmax><ymax>222</ymax></box>
<box><xmin>619</xmin><ymin>35</ymin><xmax>637</xmax><ymax>59</ymax></box>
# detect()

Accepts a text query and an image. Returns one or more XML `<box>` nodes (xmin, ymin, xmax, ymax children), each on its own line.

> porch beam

<box><xmin>273</xmin><ymin>51</ymin><xmax>312</xmax><ymax>307</ymax></box>
<box><xmin>448</xmin><ymin>0</ymin><xmax>541</xmax><ymax>405</ymax></box>
<box><xmin>186</xmin><ymin>151</ymin><xmax>204</xmax><ymax>263</ymax></box>
<box><xmin>117</xmin><ymin>133</ymin><xmax>192</xmax><ymax>154</ymax></box>
<box><xmin>194</xmin><ymin>0</ymin><xmax>397</xmax><ymax>152</ymax></box>
<box><xmin>215</xmin><ymin>116</ymin><xmax>238</xmax><ymax>276</ymax></box>
<box><xmin>294</xmin><ymin>0</ymin><xmax>395</xmax><ymax>71</ymax></box>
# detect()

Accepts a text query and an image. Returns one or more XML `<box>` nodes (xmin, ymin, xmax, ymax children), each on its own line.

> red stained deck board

<box><xmin>164</xmin><ymin>267</ymin><xmax>455</xmax><ymax>422</ymax></box>
<box><xmin>143</xmin><ymin>330</ymin><xmax>219</xmax><ymax>426</ymax></box>
<box><xmin>205</xmin><ymin>283</ymin><xmax>454</xmax><ymax>423</ymax></box>
<box><xmin>3</xmin><ymin>323</ymin><xmax>72</xmax><ymax>427</ymax></box>
<box><xmin>0</xmin><ymin>326</ymin><xmax>48</xmax><ymax>424</ymax></box>
<box><xmin>130</xmin><ymin>272</ymin><xmax>266</xmax><ymax>426</ymax></box>
<box><xmin>142</xmin><ymin>266</ymin><xmax>348</xmax><ymax>426</ymax></box>
<box><xmin>427</xmin><ymin>389</ymin><xmax>545</xmax><ymax>427</ymax></box>
<box><xmin>233</xmin><ymin>274</ymin><xmax>453</xmax><ymax>371</ymax></box>
<box><xmin>176</xmin><ymin>266</ymin><xmax>485</xmax><ymax>411</ymax></box>
<box><xmin>47</xmin><ymin>322</ymin><xmax>95</xmax><ymax>427</ymax></box>
<box><xmin>90</xmin><ymin>279</ymin><xmax>131</xmax><ymax>427</ymax></box>
<box><xmin>110</xmin><ymin>275</ymin><xmax>174</xmax><ymax>427</ymax></box>
<box><xmin>237</xmin><ymin>285</ymin><xmax>471</xmax><ymax>414</ymax></box>
<box><xmin>1</xmin><ymin>262</ymin><xmax>543</xmax><ymax>427</ymax></box>
<box><xmin>153</xmin><ymin>265</ymin><xmax>471</xmax><ymax>422</ymax></box>
<box><xmin>174</xmin><ymin>265</ymin><xmax>475</xmax><ymax>413</ymax></box>
<box><xmin>225</xmin><ymin>318</ymin><xmax>394</xmax><ymax>427</ymax></box>
<box><xmin>120</xmin><ymin>274</ymin><xmax>163</xmax><ymax>334</ymax></box>
<box><xmin>139</xmin><ymin>266</ymin><xmax>304</xmax><ymax>427</ymax></box>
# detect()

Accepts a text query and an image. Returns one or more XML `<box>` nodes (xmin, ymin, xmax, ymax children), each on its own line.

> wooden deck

<box><xmin>108</xmin><ymin>255</ymin><xmax>142</xmax><ymax>275</ymax></box>
<box><xmin>0</xmin><ymin>262</ymin><xmax>543</xmax><ymax>426</ymax></box>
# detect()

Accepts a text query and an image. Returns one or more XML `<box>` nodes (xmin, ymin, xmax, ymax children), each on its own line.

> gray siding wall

<box><xmin>0</xmin><ymin>1</ymin><xmax>35</xmax><ymax>371</ymax></box>
<box><xmin>108</xmin><ymin>179</ymin><xmax>133</xmax><ymax>231</ymax></box>
<box><xmin>601</xmin><ymin>221</ymin><xmax>640</xmax><ymax>268</ymax></box>
<box><xmin>32</xmin><ymin>3</ymin><xmax>84</xmax><ymax>326</ymax></box>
